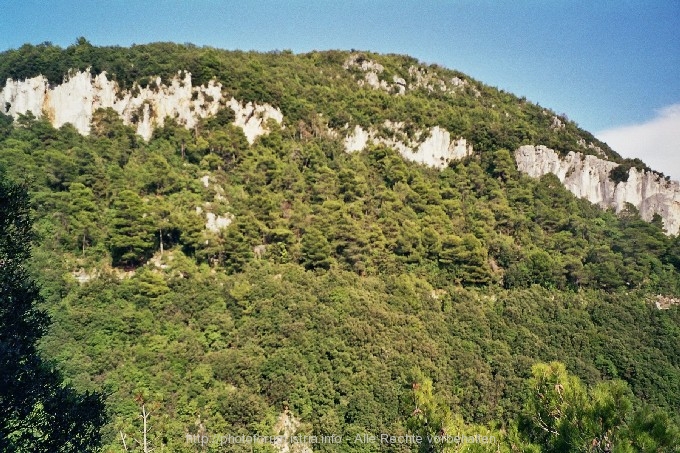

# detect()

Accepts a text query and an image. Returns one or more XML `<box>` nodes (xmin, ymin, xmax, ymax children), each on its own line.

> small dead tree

<box><xmin>135</xmin><ymin>402</ymin><xmax>153</xmax><ymax>453</ymax></box>
<box><xmin>119</xmin><ymin>431</ymin><xmax>129</xmax><ymax>452</ymax></box>
<box><xmin>119</xmin><ymin>395</ymin><xmax>157</xmax><ymax>452</ymax></box>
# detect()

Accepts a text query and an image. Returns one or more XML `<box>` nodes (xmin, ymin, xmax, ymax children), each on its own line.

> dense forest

<box><xmin>1</xmin><ymin>40</ymin><xmax>679</xmax><ymax>452</ymax></box>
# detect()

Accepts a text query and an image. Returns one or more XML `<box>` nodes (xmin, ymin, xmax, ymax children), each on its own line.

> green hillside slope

<box><xmin>0</xmin><ymin>41</ymin><xmax>679</xmax><ymax>452</ymax></box>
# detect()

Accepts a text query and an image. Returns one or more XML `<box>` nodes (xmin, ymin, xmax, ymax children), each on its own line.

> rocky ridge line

<box><xmin>343</xmin><ymin>54</ymin><xmax>480</xmax><ymax>97</ymax></box>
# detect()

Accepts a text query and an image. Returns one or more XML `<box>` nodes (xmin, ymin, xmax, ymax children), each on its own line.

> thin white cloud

<box><xmin>597</xmin><ymin>104</ymin><xmax>680</xmax><ymax>181</ymax></box>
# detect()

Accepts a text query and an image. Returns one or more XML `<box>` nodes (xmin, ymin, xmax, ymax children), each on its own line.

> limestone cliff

<box><xmin>344</xmin><ymin>123</ymin><xmax>472</xmax><ymax>169</ymax></box>
<box><xmin>1</xmin><ymin>70</ymin><xmax>282</xmax><ymax>143</ymax></box>
<box><xmin>515</xmin><ymin>145</ymin><xmax>680</xmax><ymax>235</ymax></box>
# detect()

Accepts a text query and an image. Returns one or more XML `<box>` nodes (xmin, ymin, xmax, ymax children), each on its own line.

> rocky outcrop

<box><xmin>342</xmin><ymin>54</ymin><xmax>479</xmax><ymax>97</ymax></box>
<box><xmin>655</xmin><ymin>295</ymin><xmax>680</xmax><ymax>310</ymax></box>
<box><xmin>343</xmin><ymin>125</ymin><xmax>371</xmax><ymax>153</ymax></box>
<box><xmin>550</xmin><ymin>115</ymin><xmax>565</xmax><ymax>130</ymax></box>
<box><xmin>205</xmin><ymin>212</ymin><xmax>233</xmax><ymax>233</ymax></box>
<box><xmin>195</xmin><ymin>205</ymin><xmax>233</xmax><ymax>233</ymax></box>
<box><xmin>228</xmin><ymin>98</ymin><xmax>284</xmax><ymax>144</ymax></box>
<box><xmin>272</xmin><ymin>411</ymin><xmax>313</xmax><ymax>453</ymax></box>
<box><xmin>1</xmin><ymin>70</ymin><xmax>283</xmax><ymax>142</ymax></box>
<box><xmin>515</xmin><ymin>145</ymin><xmax>680</xmax><ymax>235</ymax></box>
<box><xmin>576</xmin><ymin>138</ymin><xmax>606</xmax><ymax>157</ymax></box>
<box><xmin>344</xmin><ymin>124</ymin><xmax>472</xmax><ymax>169</ymax></box>
<box><xmin>343</xmin><ymin>54</ymin><xmax>390</xmax><ymax>91</ymax></box>
<box><xmin>71</xmin><ymin>268</ymin><xmax>97</xmax><ymax>284</ymax></box>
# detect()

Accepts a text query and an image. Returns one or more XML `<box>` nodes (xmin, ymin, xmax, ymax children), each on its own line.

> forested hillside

<box><xmin>1</xmin><ymin>40</ymin><xmax>679</xmax><ymax>452</ymax></box>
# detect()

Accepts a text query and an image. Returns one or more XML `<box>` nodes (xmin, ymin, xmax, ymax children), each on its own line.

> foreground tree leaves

<box><xmin>0</xmin><ymin>176</ymin><xmax>107</xmax><ymax>452</ymax></box>
<box><xmin>521</xmin><ymin>362</ymin><xmax>679</xmax><ymax>452</ymax></box>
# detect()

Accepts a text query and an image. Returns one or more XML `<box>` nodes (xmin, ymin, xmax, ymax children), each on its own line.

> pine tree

<box><xmin>522</xmin><ymin>362</ymin><xmax>680</xmax><ymax>451</ymax></box>
<box><xmin>301</xmin><ymin>227</ymin><xmax>332</xmax><ymax>270</ymax></box>
<box><xmin>66</xmin><ymin>183</ymin><xmax>100</xmax><ymax>254</ymax></box>
<box><xmin>439</xmin><ymin>233</ymin><xmax>492</xmax><ymax>285</ymax></box>
<box><xmin>0</xmin><ymin>177</ymin><xmax>107</xmax><ymax>452</ymax></box>
<box><xmin>109</xmin><ymin>190</ymin><xmax>155</xmax><ymax>267</ymax></box>
<box><xmin>222</xmin><ymin>227</ymin><xmax>253</xmax><ymax>273</ymax></box>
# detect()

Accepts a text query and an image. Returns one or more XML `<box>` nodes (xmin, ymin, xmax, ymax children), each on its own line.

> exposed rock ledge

<box><xmin>655</xmin><ymin>295</ymin><xmax>680</xmax><ymax>310</ymax></box>
<box><xmin>344</xmin><ymin>124</ymin><xmax>472</xmax><ymax>169</ymax></box>
<box><xmin>515</xmin><ymin>145</ymin><xmax>680</xmax><ymax>235</ymax></box>
<box><xmin>343</xmin><ymin>53</ymin><xmax>479</xmax><ymax>97</ymax></box>
<box><xmin>1</xmin><ymin>70</ymin><xmax>283</xmax><ymax>143</ymax></box>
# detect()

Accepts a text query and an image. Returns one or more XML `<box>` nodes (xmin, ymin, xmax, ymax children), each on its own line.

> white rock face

<box><xmin>515</xmin><ymin>145</ymin><xmax>680</xmax><ymax>235</ymax></box>
<box><xmin>413</xmin><ymin>126</ymin><xmax>471</xmax><ymax>163</ymax></box>
<box><xmin>72</xmin><ymin>268</ymin><xmax>96</xmax><ymax>284</ymax></box>
<box><xmin>228</xmin><ymin>98</ymin><xmax>284</xmax><ymax>145</ymax></box>
<box><xmin>205</xmin><ymin>212</ymin><xmax>233</xmax><ymax>233</ymax></box>
<box><xmin>343</xmin><ymin>124</ymin><xmax>472</xmax><ymax>169</ymax></box>
<box><xmin>1</xmin><ymin>70</ymin><xmax>283</xmax><ymax>142</ymax></box>
<box><xmin>343</xmin><ymin>54</ymin><xmax>389</xmax><ymax>91</ymax></box>
<box><xmin>195</xmin><ymin>205</ymin><xmax>233</xmax><ymax>233</ymax></box>
<box><xmin>550</xmin><ymin>115</ymin><xmax>565</xmax><ymax>130</ymax></box>
<box><xmin>656</xmin><ymin>295</ymin><xmax>680</xmax><ymax>310</ymax></box>
<box><xmin>392</xmin><ymin>76</ymin><xmax>407</xmax><ymax>95</ymax></box>
<box><xmin>344</xmin><ymin>124</ymin><xmax>370</xmax><ymax>152</ymax></box>
<box><xmin>2</xmin><ymin>75</ymin><xmax>48</xmax><ymax>118</ymax></box>
<box><xmin>408</xmin><ymin>66</ymin><xmax>447</xmax><ymax>92</ymax></box>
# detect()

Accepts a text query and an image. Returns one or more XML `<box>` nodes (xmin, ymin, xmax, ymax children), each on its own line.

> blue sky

<box><xmin>1</xmin><ymin>0</ymin><xmax>679</xmax><ymax>176</ymax></box>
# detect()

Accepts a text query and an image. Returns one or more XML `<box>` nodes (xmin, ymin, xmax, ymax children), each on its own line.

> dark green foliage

<box><xmin>489</xmin><ymin>148</ymin><xmax>517</xmax><ymax>182</ymax></box>
<box><xmin>504</xmin><ymin>249</ymin><xmax>563</xmax><ymax>289</ymax></box>
<box><xmin>610</xmin><ymin>158</ymin><xmax>654</xmax><ymax>183</ymax></box>
<box><xmin>0</xmin><ymin>112</ymin><xmax>13</xmax><ymax>140</ymax></box>
<box><xmin>0</xmin><ymin>177</ymin><xmax>107</xmax><ymax>452</ymax></box>
<box><xmin>439</xmin><ymin>233</ymin><xmax>493</xmax><ymax>285</ymax></box>
<box><xmin>665</xmin><ymin>235</ymin><xmax>680</xmax><ymax>271</ymax></box>
<box><xmin>222</xmin><ymin>224</ymin><xmax>254</xmax><ymax>273</ymax></box>
<box><xmin>109</xmin><ymin>190</ymin><xmax>155</xmax><ymax>266</ymax></box>
<box><xmin>64</xmin><ymin>183</ymin><xmax>101</xmax><ymax>254</ymax></box>
<box><xmin>610</xmin><ymin>164</ymin><xmax>631</xmax><ymax>183</ymax></box>
<box><xmin>301</xmin><ymin>228</ymin><xmax>332</xmax><ymax>270</ymax></box>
